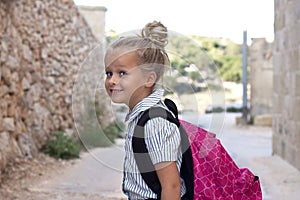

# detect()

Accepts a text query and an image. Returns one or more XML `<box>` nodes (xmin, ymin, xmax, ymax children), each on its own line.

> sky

<box><xmin>74</xmin><ymin>0</ymin><xmax>274</xmax><ymax>44</ymax></box>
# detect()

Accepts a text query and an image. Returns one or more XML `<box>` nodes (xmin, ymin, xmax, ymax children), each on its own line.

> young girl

<box><xmin>104</xmin><ymin>21</ymin><xmax>188</xmax><ymax>200</ymax></box>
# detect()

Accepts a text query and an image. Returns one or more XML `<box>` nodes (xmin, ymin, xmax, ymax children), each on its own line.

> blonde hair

<box><xmin>105</xmin><ymin>21</ymin><xmax>170</xmax><ymax>85</ymax></box>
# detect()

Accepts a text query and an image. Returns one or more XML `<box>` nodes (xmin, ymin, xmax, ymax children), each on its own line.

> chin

<box><xmin>110</xmin><ymin>98</ymin><xmax>126</xmax><ymax>105</ymax></box>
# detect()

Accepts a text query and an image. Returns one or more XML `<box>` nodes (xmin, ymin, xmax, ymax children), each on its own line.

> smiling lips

<box><xmin>110</xmin><ymin>89</ymin><xmax>123</xmax><ymax>94</ymax></box>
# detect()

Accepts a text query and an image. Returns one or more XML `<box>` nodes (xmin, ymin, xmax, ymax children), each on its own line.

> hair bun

<box><xmin>141</xmin><ymin>21</ymin><xmax>168</xmax><ymax>49</ymax></box>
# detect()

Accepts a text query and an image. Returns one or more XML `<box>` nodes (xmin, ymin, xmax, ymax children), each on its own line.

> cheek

<box><xmin>104</xmin><ymin>79</ymin><xmax>110</xmax><ymax>90</ymax></box>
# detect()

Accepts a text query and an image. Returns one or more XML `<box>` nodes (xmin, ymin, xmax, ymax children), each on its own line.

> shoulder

<box><xmin>146</xmin><ymin>117</ymin><xmax>177</xmax><ymax>129</ymax></box>
<box><xmin>145</xmin><ymin>101</ymin><xmax>177</xmax><ymax>127</ymax></box>
<box><xmin>145</xmin><ymin>116</ymin><xmax>179</xmax><ymax>136</ymax></box>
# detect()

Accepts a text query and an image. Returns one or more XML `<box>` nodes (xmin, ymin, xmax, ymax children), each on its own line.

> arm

<box><xmin>155</xmin><ymin>161</ymin><xmax>181</xmax><ymax>200</ymax></box>
<box><xmin>145</xmin><ymin>118</ymin><xmax>182</xmax><ymax>199</ymax></box>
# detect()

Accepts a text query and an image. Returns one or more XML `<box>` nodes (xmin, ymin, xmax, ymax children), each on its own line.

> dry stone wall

<box><xmin>0</xmin><ymin>0</ymin><xmax>111</xmax><ymax>178</ymax></box>
<box><xmin>273</xmin><ymin>0</ymin><xmax>300</xmax><ymax>170</ymax></box>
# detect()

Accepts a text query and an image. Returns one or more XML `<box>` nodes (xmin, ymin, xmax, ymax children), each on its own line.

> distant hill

<box><xmin>167</xmin><ymin>34</ymin><xmax>243</xmax><ymax>83</ymax></box>
<box><xmin>190</xmin><ymin>36</ymin><xmax>243</xmax><ymax>82</ymax></box>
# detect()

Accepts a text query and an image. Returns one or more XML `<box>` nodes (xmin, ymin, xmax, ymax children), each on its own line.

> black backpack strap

<box><xmin>132</xmin><ymin>106</ymin><xmax>178</xmax><ymax>199</ymax></box>
<box><xmin>164</xmin><ymin>98</ymin><xmax>179</xmax><ymax>120</ymax></box>
<box><xmin>164</xmin><ymin>99</ymin><xmax>194</xmax><ymax>199</ymax></box>
<box><xmin>132</xmin><ymin>100</ymin><xmax>194</xmax><ymax>199</ymax></box>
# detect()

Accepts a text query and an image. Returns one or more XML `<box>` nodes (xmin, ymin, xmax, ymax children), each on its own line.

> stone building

<box><xmin>273</xmin><ymin>0</ymin><xmax>300</xmax><ymax>170</ymax></box>
<box><xmin>249</xmin><ymin>38</ymin><xmax>273</xmax><ymax>126</ymax></box>
<box><xmin>77</xmin><ymin>5</ymin><xmax>107</xmax><ymax>43</ymax></box>
<box><xmin>0</xmin><ymin>0</ymin><xmax>111</xmax><ymax>180</ymax></box>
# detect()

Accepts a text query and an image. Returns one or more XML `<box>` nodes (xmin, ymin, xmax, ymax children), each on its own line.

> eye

<box><xmin>106</xmin><ymin>71</ymin><xmax>113</xmax><ymax>78</ymax></box>
<box><xmin>120</xmin><ymin>71</ymin><xmax>127</xmax><ymax>76</ymax></box>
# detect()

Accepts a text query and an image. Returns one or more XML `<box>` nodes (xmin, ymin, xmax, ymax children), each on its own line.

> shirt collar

<box><xmin>125</xmin><ymin>89</ymin><xmax>164</xmax><ymax>123</ymax></box>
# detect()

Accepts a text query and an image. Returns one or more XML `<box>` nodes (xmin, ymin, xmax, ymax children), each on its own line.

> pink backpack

<box><xmin>132</xmin><ymin>98</ymin><xmax>262</xmax><ymax>200</ymax></box>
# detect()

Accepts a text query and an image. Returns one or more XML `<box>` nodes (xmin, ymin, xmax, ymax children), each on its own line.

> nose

<box><xmin>108</xmin><ymin>74</ymin><xmax>119</xmax><ymax>85</ymax></box>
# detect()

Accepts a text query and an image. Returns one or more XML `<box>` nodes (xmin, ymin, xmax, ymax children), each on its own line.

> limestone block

<box><xmin>11</xmin><ymin>71</ymin><xmax>20</xmax><ymax>82</ymax></box>
<box><xmin>0</xmin><ymin>134</ymin><xmax>9</xmax><ymax>169</ymax></box>
<box><xmin>1</xmin><ymin>67</ymin><xmax>11</xmax><ymax>85</ymax></box>
<box><xmin>7</xmin><ymin>55</ymin><xmax>19</xmax><ymax>70</ymax></box>
<box><xmin>3</xmin><ymin>118</ymin><xmax>15</xmax><ymax>131</ymax></box>
<box><xmin>1</xmin><ymin>39</ymin><xmax>8</xmax><ymax>53</ymax></box>
<box><xmin>33</xmin><ymin>102</ymin><xmax>50</xmax><ymax>121</ymax></box>
<box><xmin>0</xmin><ymin>85</ymin><xmax>9</xmax><ymax>98</ymax></box>
<box><xmin>286</xmin><ymin>1</ymin><xmax>297</xmax><ymax>26</ymax></box>
<box><xmin>22</xmin><ymin>44</ymin><xmax>32</xmax><ymax>61</ymax></box>
<box><xmin>28</xmin><ymin>83</ymin><xmax>42</xmax><ymax>102</ymax></box>
<box><xmin>0</xmin><ymin>151</ymin><xmax>4</xmax><ymax>174</ymax></box>
<box><xmin>8</xmin><ymin>81</ymin><xmax>19</xmax><ymax>95</ymax></box>
<box><xmin>274</xmin><ymin>11</ymin><xmax>285</xmax><ymax>31</ymax></box>
<box><xmin>0</xmin><ymin>132</ymin><xmax>11</xmax><ymax>153</ymax></box>
<box><xmin>10</xmin><ymin>137</ymin><xmax>22</xmax><ymax>156</ymax></box>
<box><xmin>15</xmin><ymin>120</ymin><xmax>26</xmax><ymax>135</ymax></box>
<box><xmin>7</xmin><ymin>100</ymin><xmax>18</xmax><ymax>118</ymax></box>
<box><xmin>254</xmin><ymin>114</ymin><xmax>273</xmax><ymax>126</ymax></box>
<box><xmin>17</xmin><ymin>133</ymin><xmax>37</xmax><ymax>158</ymax></box>
<box><xmin>21</xmin><ymin>77</ymin><xmax>30</xmax><ymax>90</ymax></box>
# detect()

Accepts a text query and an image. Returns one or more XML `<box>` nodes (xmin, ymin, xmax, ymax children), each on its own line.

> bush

<box><xmin>42</xmin><ymin>131</ymin><xmax>81</xmax><ymax>160</ymax></box>
<box><xmin>226</xmin><ymin>106</ymin><xmax>242</xmax><ymax>113</ymax></box>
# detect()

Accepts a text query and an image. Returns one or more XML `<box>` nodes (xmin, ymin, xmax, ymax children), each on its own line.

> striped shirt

<box><xmin>123</xmin><ymin>89</ymin><xmax>186</xmax><ymax>200</ymax></box>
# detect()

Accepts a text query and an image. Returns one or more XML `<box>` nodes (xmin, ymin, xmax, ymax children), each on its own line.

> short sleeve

<box><xmin>144</xmin><ymin>117</ymin><xmax>181</xmax><ymax>164</ymax></box>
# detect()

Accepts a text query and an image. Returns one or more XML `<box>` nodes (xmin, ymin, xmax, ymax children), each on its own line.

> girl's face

<box><xmin>105</xmin><ymin>51</ymin><xmax>154</xmax><ymax>109</ymax></box>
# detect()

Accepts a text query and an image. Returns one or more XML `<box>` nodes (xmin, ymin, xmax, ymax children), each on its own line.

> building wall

<box><xmin>0</xmin><ymin>0</ymin><xmax>110</xmax><ymax>179</ymax></box>
<box><xmin>273</xmin><ymin>0</ymin><xmax>300</xmax><ymax>170</ymax></box>
<box><xmin>77</xmin><ymin>6</ymin><xmax>107</xmax><ymax>43</ymax></box>
<box><xmin>249</xmin><ymin>38</ymin><xmax>273</xmax><ymax>124</ymax></box>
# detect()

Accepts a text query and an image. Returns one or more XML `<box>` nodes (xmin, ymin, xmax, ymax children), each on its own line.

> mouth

<box><xmin>110</xmin><ymin>89</ymin><xmax>123</xmax><ymax>94</ymax></box>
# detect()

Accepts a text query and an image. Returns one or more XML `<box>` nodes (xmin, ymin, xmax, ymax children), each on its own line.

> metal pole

<box><xmin>242</xmin><ymin>30</ymin><xmax>248</xmax><ymax>125</ymax></box>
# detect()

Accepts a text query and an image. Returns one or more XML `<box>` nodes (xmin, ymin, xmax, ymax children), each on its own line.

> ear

<box><xmin>145</xmin><ymin>71</ymin><xmax>157</xmax><ymax>88</ymax></box>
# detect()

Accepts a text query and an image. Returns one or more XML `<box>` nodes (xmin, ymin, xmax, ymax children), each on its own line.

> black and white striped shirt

<box><xmin>123</xmin><ymin>89</ymin><xmax>186</xmax><ymax>199</ymax></box>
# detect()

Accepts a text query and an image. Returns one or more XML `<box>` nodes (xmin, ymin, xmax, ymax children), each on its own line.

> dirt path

<box><xmin>0</xmin><ymin>140</ymin><xmax>127</xmax><ymax>200</ymax></box>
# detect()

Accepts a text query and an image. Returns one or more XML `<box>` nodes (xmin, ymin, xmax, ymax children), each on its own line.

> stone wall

<box><xmin>0</xmin><ymin>0</ymin><xmax>110</xmax><ymax>179</ymax></box>
<box><xmin>273</xmin><ymin>0</ymin><xmax>300</xmax><ymax>170</ymax></box>
<box><xmin>249</xmin><ymin>38</ymin><xmax>273</xmax><ymax>126</ymax></box>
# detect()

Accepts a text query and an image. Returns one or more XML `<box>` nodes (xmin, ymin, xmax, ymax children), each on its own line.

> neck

<box><xmin>128</xmin><ymin>88</ymin><xmax>153</xmax><ymax>110</ymax></box>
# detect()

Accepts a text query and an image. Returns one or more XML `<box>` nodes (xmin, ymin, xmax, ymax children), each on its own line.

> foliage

<box><xmin>191</xmin><ymin>36</ymin><xmax>243</xmax><ymax>82</ymax></box>
<box><xmin>79</xmin><ymin>119</ymin><xmax>125</xmax><ymax>148</ymax></box>
<box><xmin>171</xmin><ymin>59</ymin><xmax>188</xmax><ymax>76</ymax></box>
<box><xmin>164</xmin><ymin>76</ymin><xmax>202</xmax><ymax>95</ymax></box>
<box><xmin>189</xmin><ymin>71</ymin><xmax>201</xmax><ymax>81</ymax></box>
<box><xmin>212</xmin><ymin>54</ymin><xmax>242</xmax><ymax>82</ymax></box>
<box><xmin>226</xmin><ymin>106</ymin><xmax>242</xmax><ymax>113</ymax></box>
<box><xmin>166</xmin><ymin>34</ymin><xmax>244</xmax><ymax>83</ymax></box>
<box><xmin>42</xmin><ymin>131</ymin><xmax>81</xmax><ymax>160</ymax></box>
<box><xmin>105</xmin><ymin>29</ymin><xmax>119</xmax><ymax>47</ymax></box>
<box><xmin>168</xmin><ymin>35</ymin><xmax>209</xmax><ymax>71</ymax></box>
